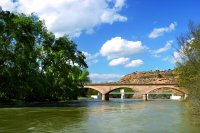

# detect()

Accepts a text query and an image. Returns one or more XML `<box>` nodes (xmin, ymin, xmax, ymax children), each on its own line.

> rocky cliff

<box><xmin>118</xmin><ymin>70</ymin><xmax>177</xmax><ymax>84</ymax></box>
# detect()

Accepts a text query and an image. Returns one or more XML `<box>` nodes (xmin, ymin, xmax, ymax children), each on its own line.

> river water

<box><xmin>0</xmin><ymin>99</ymin><xmax>200</xmax><ymax>133</ymax></box>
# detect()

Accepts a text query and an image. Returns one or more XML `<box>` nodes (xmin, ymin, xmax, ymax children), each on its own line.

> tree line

<box><xmin>0</xmin><ymin>10</ymin><xmax>89</xmax><ymax>102</ymax></box>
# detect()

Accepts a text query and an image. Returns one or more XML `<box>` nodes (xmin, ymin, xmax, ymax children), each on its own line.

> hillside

<box><xmin>118</xmin><ymin>70</ymin><xmax>177</xmax><ymax>84</ymax></box>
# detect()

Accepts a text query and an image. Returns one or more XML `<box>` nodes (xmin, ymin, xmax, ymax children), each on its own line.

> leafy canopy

<box><xmin>0</xmin><ymin>10</ymin><xmax>89</xmax><ymax>102</ymax></box>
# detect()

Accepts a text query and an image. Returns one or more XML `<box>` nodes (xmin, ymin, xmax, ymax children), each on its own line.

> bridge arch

<box><xmin>146</xmin><ymin>86</ymin><xmax>187</xmax><ymax>100</ymax></box>
<box><xmin>146</xmin><ymin>87</ymin><xmax>186</xmax><ymax>95</ymax></box>
<box><xmin>106</xmin><ymin>86</ymin><xmax>139</xmax><ymax>94</ymax></box>
<box><xmin>82</xmin><ymin>86</ymin><xmax>103</xmax><ymax>100</ymax></box>
<box><xmin>83</xmin><ymin>87</ymin><xmax>103</xmax><ymax>94</ymax></box>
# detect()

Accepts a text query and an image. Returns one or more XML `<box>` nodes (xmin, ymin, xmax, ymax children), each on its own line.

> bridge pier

<box><xmin>120</xmin><ymin>89</ymin><xmax>125</xmax><ymax>99</ymax></box>
<box><xmin>184</xmin><ymin>94</ymin><xmax>188</xmax><ymax>100</ymax></box>
<box><xmin>102</xmin><ymin>94</ymin><xmax>109</xmax><ymax>101</ymax></box>
<box><xmin>97</xmin><ymin>92</ymin><xmax>102</xmax><ymax>100</ymax></box>
<box><xmin>142</xmin><ymin>94</ymin><xmax>148</xmax><ymax>101</ymax></box>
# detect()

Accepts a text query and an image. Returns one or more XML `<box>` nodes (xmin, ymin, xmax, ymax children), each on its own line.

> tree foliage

<box><xmin>0</xmin><ymin>10</ymin><xmax>89</xmax><ymax>102</ymax></box>
<box><xmin>175</xmin><ymin>22</ymin><xmax>200</xmax><ymax>113</ymax></box>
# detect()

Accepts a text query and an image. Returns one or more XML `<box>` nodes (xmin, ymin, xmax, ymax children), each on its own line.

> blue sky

<box><xmin>1</xmin><ymin>0</ymin><xmax>200</xmax><ymax>82</ymax></box>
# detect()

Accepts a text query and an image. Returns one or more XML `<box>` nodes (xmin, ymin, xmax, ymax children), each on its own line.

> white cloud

<box><xmin>83</xmin><ymin>51</ymin><xmax>99</xmax><ymax>65</ymax></box>
<box><xmin>125</xmin><ymin>59</ymin><xmax>143</xmax><ymax>68</ymax></box>
<box><xmin>0</xmin><ymin>0</ymin><xmax>16</xmax><ymax>10</ymax></box>
<box><xmin>109</xmin><ymin>57</ymin><xmax>129</xmax><ymax>66</ymax></box>
<box><xmin>100</xmin><ymin>37</ymin><xmax>148</xmax><ymax>59</ymax></box>
<box><xmin>0</xmin><ymin>0</ymin><xmax>127</xmax><ymax>38</ymax></box>
<box><xmin>148</xmin><ymin>22</ymin><xmax>177</xmax><ymax>39</ymax></box>
<box><xmin>162</xmin><ymin>56</ymin><xmax>174</xmax><ymax>64</ymax></box>
<box><xmin>164</xmin><ymin>47</ymin><xmax>188</xmax><ymax>65</ymax></box>
<box><xmin>172</xmin><ymin>38</ymin><xmax>194</xmax><ymax>64</ymax></box>
<box><xmin>153</xmin><ymin>40</ymin><xmax>173</xmax><ymax>54</ymax></box>
<box><xmin>89</xmin><ymin>73</ymin><xmax>123</xmax><ymax>83</ymax></box>
<box><xmin>173</xmin><ymin>51</ymin><xmax>187</xmax><ymax>64</ymax></box>
<box><xmin>114</xmin><ymin>0</ymin><xmax>126</xmax><ymax>10</ymax></box>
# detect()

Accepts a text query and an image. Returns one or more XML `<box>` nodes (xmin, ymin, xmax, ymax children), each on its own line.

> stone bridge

<box><xmin>84</xmin><ymin>83</ymin><xmax>187</xmax><ymax>101</ymax></box>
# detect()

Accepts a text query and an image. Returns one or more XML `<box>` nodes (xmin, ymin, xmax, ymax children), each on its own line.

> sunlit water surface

<box><xmin>0</xmin><ymin>99</ymin><xmax>200</xmax><ymax>133</ymax></box>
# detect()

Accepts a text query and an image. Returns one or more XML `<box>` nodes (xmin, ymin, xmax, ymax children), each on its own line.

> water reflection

<box><xmin>0</xmin><ymin>99</ymin><xmax>200</xmax><ymax>133</ymax></box>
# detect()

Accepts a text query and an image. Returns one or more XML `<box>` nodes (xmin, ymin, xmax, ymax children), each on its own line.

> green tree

<box><xmin>0</xmin><ymin>11</ymin><xmax>44</xmax><ymax>101</ymax></box>
<box><xmin>0</xmin><ymin>10</ymin><xmax>89</xmax><ymax>102</ymax></box>
<box><xmin>175</xmin><ymin>22</ymin><xmax>200</xmax><ymax>113</ymax></box>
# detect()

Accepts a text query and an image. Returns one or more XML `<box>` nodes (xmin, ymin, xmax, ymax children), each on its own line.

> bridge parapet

<box><xmin>84</xmin><ymin>83</ymin><xmax>186</xmax><ymax>101</ymax></box>
<box><xmin>85</xmin><ymin>83</ymin><xmax>178</xmax><ymax>86</ymax></box>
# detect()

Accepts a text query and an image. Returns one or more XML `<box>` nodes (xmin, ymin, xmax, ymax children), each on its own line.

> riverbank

<box><xmin>0</xmin><ymin>98</ymin><xmax>185</xmax><ymax>108</ymax></box>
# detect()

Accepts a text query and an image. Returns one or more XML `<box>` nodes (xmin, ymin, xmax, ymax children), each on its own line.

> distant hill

<box><xmin>118</xmin><ymin>70</ymin><xmax>177</xmax><ymax>84</ymax></box>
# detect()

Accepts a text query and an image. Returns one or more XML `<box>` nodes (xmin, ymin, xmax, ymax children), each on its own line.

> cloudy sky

<box><xmin>1</xmin><ymin>0</ymin><xmax>200</xmax><ymax>83</ymax></box>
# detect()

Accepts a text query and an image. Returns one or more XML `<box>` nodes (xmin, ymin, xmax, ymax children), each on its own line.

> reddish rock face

<box><xmin>118</xmin><ymin>70</ymin><xmax>177</xmax><ymax>84</ymax></box>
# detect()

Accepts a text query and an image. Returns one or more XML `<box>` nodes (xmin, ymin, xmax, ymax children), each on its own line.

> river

<box><xmin>0</xmin><ymin>99</ymin><xmax>200</xmax><ymax>133</ymax></box>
